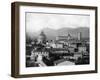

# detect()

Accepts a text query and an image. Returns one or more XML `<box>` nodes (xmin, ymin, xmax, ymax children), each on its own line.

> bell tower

<box><xmin>78</xmin><ymin>32</ymin><xmax>81</xmax><ymax>40</ymax></box>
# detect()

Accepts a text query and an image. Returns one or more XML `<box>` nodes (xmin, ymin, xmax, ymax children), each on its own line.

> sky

<box><xmin>26</xmin><ymin>12</ymin><xmax>90</xmax><ymax>33</ymax></box>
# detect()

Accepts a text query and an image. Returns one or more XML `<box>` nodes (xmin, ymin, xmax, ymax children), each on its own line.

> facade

<box><xmin>78</xmin><ymin>46</ymin><xmax>87</xmax><ymax>52</ymax></box>
<box><xmin>30</xmin><ymin>50</ymin><xmax>49</xmax><ymax>61</ymax></box>
<box><xmin>56</xmin><ymin>34</ymin><xmax>72</xmax><ymax>41</ymax></box>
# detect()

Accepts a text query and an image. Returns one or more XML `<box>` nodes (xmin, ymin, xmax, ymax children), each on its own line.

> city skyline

<box><xmin>26</xmin><ymin>27</ymin><xmax>89</xmax><ymax>41</ymax></box>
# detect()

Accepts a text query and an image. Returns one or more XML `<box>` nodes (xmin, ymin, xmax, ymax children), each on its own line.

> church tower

<box><xmin>78</xmin><ymin>32</ymin><xmax>82</xmax><ymax>40</ymax></box>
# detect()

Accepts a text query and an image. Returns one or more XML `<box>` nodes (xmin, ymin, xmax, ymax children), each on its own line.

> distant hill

<box><xmin>26</xmin><ymin>27</ymin><xmax>89</xmax><ymax>41</ymax></box>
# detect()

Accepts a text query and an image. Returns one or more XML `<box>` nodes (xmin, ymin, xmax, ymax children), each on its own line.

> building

<box><xmin>46</xmin><ymin>40</ymin><xmax>64</xmax><ymax>48</ymax></box>
<box><xmin>78</xmin><ymin>45</ymin><xmax>87</xmax><ymax>52</ymax></box>
<box><xmin>38</xmin><ymin>31</ymin><xmax>47</xmax><ymax>44</ymax></box>
<box><xmin>78</xmin><ymin>32</ymin><xmax>82</xmax><ymax>40</ymax></box>
<box><xmin>30</xmin><ymin>49</ymin><xmax>49</xmax><ymax>61</ymax></box>
<box><xmin>56</xmin><ymin>34</ymin><xmax>72</xmax><ymax>41</ymax></box>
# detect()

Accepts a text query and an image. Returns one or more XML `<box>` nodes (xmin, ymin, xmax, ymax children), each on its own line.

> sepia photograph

<box><xmin>26</xmin><ymin>12</ymin><xmax>90</xmax><ymax>67</ymax></box>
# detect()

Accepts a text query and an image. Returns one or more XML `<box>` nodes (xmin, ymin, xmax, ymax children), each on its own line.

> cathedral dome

<box><xmin>38</xmin><ymin>31</ymin><xmax>46</xmax><ymax>43</ymax></box>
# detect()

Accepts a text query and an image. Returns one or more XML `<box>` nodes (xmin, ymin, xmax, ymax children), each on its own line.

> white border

<box><xmin>19</xmin><ymin>6</ymin><xmax>95</xmax><ymax>74</ymax></box>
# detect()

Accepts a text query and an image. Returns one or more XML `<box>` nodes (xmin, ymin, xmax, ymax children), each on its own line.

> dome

<box><xmin>38</xmin><ymin>31</ymin><xmax>46</xmax><ymax>43</ymax></box>
<box><xmin>40</xmin><ymin>31</ymin><xmax>46</xmax><ymax>38</ymax></box>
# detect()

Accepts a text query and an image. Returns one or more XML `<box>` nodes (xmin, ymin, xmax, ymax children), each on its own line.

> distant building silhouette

<box><xmin>38</xmin><ymin>31</ymin><xmax>47</xmax><ymax>44</ymax></box>
<box><xmin>78</xmin><ymin>32</ymin><xmax>82</xmax><ymax>40</ymax></box>
<box><xmin>56</xmin><ymin>34</ymin><xmax>72</xmax><ymax>41</ymax></box>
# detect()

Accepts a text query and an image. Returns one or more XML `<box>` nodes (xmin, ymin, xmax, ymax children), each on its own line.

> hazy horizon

<box><xmin>26</xmin><ymin>12</ymin><xmax>90</xmax><ymax>34</ymax></box>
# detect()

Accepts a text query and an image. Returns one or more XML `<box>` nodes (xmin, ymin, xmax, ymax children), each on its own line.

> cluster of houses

<box><xmin>26</xmin><ymin>31</ymin><xmax>89</xmax><ymax>67</ymax></box>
